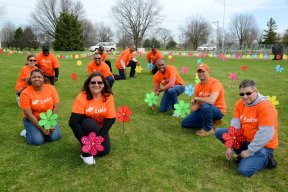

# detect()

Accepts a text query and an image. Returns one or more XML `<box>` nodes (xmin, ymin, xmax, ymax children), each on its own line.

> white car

<box><xmin>197</xmin><ymin>44</ymin><xmax>217</xmax><ymax>51</ymax></box>
<box><xmin>89</xmin><ymin>42</ymin><xmax>117</xmax><ymax>52</ymax></box>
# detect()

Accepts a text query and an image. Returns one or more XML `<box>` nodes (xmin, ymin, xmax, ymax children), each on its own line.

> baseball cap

<box><xmin>197</xmin><ymin>63</ymin><xmax>209</xmax><ymax>72</ymax></box>
<box><xmin>42</xmin><ymin>46</ymin><xmax>49</xmax><ymax>52</ymax></box>
<box><xmin>151</xmin><ymin>45</ymin><xmax>156</xmax><ymax>49</ymax></box>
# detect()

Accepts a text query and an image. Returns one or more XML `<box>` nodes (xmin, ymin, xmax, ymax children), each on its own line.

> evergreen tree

<box><xmin>262</xmin><ymin>18</ymin><xmax>278</xmax><ymax>44</ymax></box>
<box><xmin>282</xmin><ymin>29</ymin><xmax>288</xmax><ymax>45</ymax></box>
<box><xmin>150</xmin><ymin>37</ymin><xmax>161</xmax><ymax>48</ymax></box>
<box><xmin>143</xmin><ymin>39</ymin><xmax>151</xmax><ymax>49</ymax></box>
<box><xmin>166</xmin><ymin>39</ymin><xmax>177</xmax><ymax>50</ymax></box>
<box><xmin>53</xmin><ymin>12</ymin><xmax>84</xmax><ymax>51</ymax></box>
<box><xmin>14</xmin><ymin>27</ymin><xmax>24</xmax><ymax>50</ymax></box>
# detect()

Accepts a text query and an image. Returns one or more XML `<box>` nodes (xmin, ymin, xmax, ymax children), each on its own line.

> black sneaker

<box><xmin>266</xmin><ymin>155</ymin><xmax>277</xmax><ymax>169</ymax></box>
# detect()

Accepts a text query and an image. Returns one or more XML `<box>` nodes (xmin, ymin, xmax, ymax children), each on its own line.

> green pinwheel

<box><xmin>38</xmin><ymin>109</ymin><xmax>58</xmax><ymax>130</ymax></box>
<box><xmin>174</xmin><ymin>100</ymin><xmax>190</xmax><ymax>118</ymax></box>
<box><xmin>144</xmin><ymin>92</ymin><xmax>159</xmax><ymax>107</ymax></box>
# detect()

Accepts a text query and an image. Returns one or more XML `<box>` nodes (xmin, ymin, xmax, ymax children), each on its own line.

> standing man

<box><xmin>182</xmin><ymin>64</ymin><xmax>226</xmax><ymax>136</ymax></box>
<box><xmin>98</xmin><ymin>46</ymin><xmax>112</xmax><ymax>72</ymax></box>
<box><xmin>215</xmin><ymin>79</ymin><xmax>278</xmax><ymax>177</ymax></box>
<box><xmin>88</xmin><ymin>53</ymin><xmax>115</xmax><ymax>88</ymax></box>
<box><xmin>146</xmin><ymin>45</ymin><xmax>163</xmax><ymax>74</ymax></box>
<box><xmin>36</xmin><ymin>46</ymin><xmax>60</xmax><ymax>85</ymax></box>
<box><xmin>115</xmin><ymin>44</ymin><xmax>137</xmax><ymax>80</ymax></box>
<box><xmin>154</xmin><ymin>58</ymin><xmax>185</xmax><ymax>114</ymax></box>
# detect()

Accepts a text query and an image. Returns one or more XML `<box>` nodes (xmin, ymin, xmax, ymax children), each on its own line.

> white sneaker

<box><xmin>16</xmin><ymin>96</ymin><xmax>20</xmax><ymax>107</ymax></box>
<box><xmin>172</xmin><ymin>112</ymin><xmax>180</xmax><ymax>117</ymax></box>
<box><xmin>20</xmin><ymin>129</ymin><xmax>26</xmax><ymax>138</ymax></box>
<box><xmin>80</xmin><ymin>155</ymin><xmax>95</xmax><ymax>165</ymax></box>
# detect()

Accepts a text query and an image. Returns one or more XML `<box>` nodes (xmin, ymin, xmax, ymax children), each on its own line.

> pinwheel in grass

<box><xmin>71</xmin><ymin>72</ymin><xmax>77</xmax><ymax>82</ymax></box>
<box><xmin>116</xmin><ymin>106</ymin><xmax>133</xmax><ymax>133</ymax></box>
<box><xmin>229</xmin><ymin>72</ymin><xmax>237</xmax><ymax>87</ymax></box>
<box><xmin>185</xmin><ymin>84</ymin><xmax>194</xmax><ymax>99</ymax></box>
<box><xmin>222</xmin><ymin>126</ymin><xmax>246</xmax><ymax>150</ymax></box>
<box><xmin>174</xmin><ymin>100</ymin><xmax>190</xmax><ymax>118</ymax></box>
<box><xmin>135</xmin><ymin>65</ymin><xmax>143</xmax><ymax>74</ymax></box>
<box><xmin>240</xmin><ymin>66</ymin><xmax>248</xmax><ymax>71</ymax></box>
<box><xmin>38</xmin><ymin>109</ymin><xmax>58</xmax><ymax>130</ymax></box>
<box><xmin>147</xmin><ymin>63</ymin><xmax>153</xmax><ymax>71</ymax></box>
<box><xmin>197</xmin><ymin>58</ymin><xmax>202</xmax><ymax>64</ymax></box>
<box><xmin>195</xmin><ymin>73</ymin><xmax>200</xmax><ymax>84</ymax></box>
<box><xmin>77</xmin><ymin>60</ymin><xmax>82</xmax><ymax>66</ymax></box>
<box><xmin>267</xmin><ymin>96</ymin><xmax>279</xmax><ymax>107</ymax></box>
<box><xmin>181</xmin><ymin>66</ymin><xmax>188</xmax><ymax>75</ymax></box>
<box><xmin>144</xmin><ymin>92</ymin><xmax>159</xmax><ymax>109</ymax></box>
<box><xmin>275</xmin><ymin>65</ymin><xmax>284</xmax><ymax>73</ymax></box>
<box><xmin>81</xmin><ymin>132</ymin><xmax>104</xmax><ymax>156</ymax></box>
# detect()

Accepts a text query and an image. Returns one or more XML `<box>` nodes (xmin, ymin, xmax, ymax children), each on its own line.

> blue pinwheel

<box><xmin>197</xmin><ymin>58</ymin><xmax>202</xmax><ymax>64</ymax></box>
<box><xmin>147</xmin><ymin>63</ymin><xmax>153</xmax><ymax>71</ymax></box>
<box><xmin>185</xmin><ymin>84</ymin><xmax>194</xmax><ymax>97</ymax></box>
<box><xmin>276</xmin><ymin>65</ymin><xmax>284</xmax><ymax>73</ymax></box>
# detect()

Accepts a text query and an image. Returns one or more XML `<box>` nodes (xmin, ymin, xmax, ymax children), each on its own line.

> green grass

<box><xmin>0</xmin><ymin>52</ymin><xmax>287</xmax><ymax>191</ymax></box>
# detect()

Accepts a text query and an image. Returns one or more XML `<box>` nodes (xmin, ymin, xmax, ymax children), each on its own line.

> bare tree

<box><xmin>0</xmin><ymin>4</ymin><xmax>6</xmax><ymax>18</ymax></box>
<box><xmin>0</xmin><ymin>22</ymin><xmax>16</xmax><ymax>48</ymax></box>
<box><xmin>81</xmin><ymin>19</ymin><xmax>97</xmax><ymax>47</ymax></box>
<box><xmin>111</xmin><ymin>0</ymin><xmax>162</xmax><ymax>48</ymax></box>
<box><xmin>31</xmin><ymin>0</ymin><xmax>84</xmax><ymax>38</ymax></box>
<box><xmin>94</xmin><ymin>22</ymin><xmax>114</xmax><ymax>42</ymax></box>
<box><xmin>116</xmin><ymin>30</ymin><xmax>133</xmax><ymax>50</ymax></box>
<box><xmin>180</xmin><ymin>15</ymin><xmax>211</xmax><ymax>50</ymax></box>
<box><xmin>230</xmin><ymin>14</ymin><xmax>258</xmax><ymax>50</ymax></box>
<box><xmin>157</xmin><ymin>28</ymin><xmax>171</xmax><ymax>47</ymax></box>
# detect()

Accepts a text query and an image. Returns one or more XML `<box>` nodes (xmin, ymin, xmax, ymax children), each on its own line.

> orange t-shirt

<box><xmin>194</xmin><ymin>77</ymin><xmax>226</xmax><ymax>114</ymax></box>
<box><xmin>15</xmin><ymin>65</ymin><xmax>38</xmax><ymax>92</ymax></box>
<box><xmin>234</xmin><ymin>99</ymin><xmax>278</xmax><ymax>149</ymax></box>
<box><xmin>154</xmin><ymin>65</ymin><xmax>185</xmax><ymax>91</ymax></box>
<box><xmin>116</xmin><ymin>48</ymin><xmax>134</xmax><ymax>69</ymax></box>
<box><xmin>100</xmin><ymin>52</ymin><xmax>107</xmax><ymax>61</ymax></box>
<box><xmin>146</xmin><ymin>50</ymin><xmax>163</xmax><ymax>65</ymax></box>
<box><xmin>72</xmin><ymin>92</ymin><xmax>116</xmax><ymax>127</ymax></box>
<box><xmin>20</xmin><ymin>84</ymin><xmax>59</xmax><ymax>119</ymax></box>
<box><xmin>36</xmin><ymin>52</ymin><xmax>60</xmax><ymax>76</ymax></box>
<box><xmin>87</xmin><ymin>61</ymin><xmax>114</xmax><ymax>79</ymax></box>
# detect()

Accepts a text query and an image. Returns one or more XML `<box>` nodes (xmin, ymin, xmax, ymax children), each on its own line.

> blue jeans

<box><xmin>23</xmin><ymin>118</ymin><xmax>61</xmax><ymax>146</ymax></box>
<box><xmin>215</xmin><ymin>128</ymin><xmax>274</xmax><ymax>177</ymax></box>
<box><xmin>159</xmin><ymin>85</ymin><xmax>185</xmax><ymax>112</ymax></box>
<box><xmin>106</xmin><ymin>76</ymin><xmax>114</xmax><ymax>88</ymax></box>
<box><xmin>181</xmin><ymin>103</ymin><xmax>224</xmax><ymax>131</ymax></box>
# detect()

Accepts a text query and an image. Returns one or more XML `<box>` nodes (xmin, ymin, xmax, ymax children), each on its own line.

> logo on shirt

<box><xmin>85</xmin><ymin>107</ymin><xmax>107</xmax><ymax>114</ymax></box>
<box><xmin>240</xmin><ymin>115</ymin><xmax>258</xmax><ymax>123</ymax></box>
<box><xmin>31</xmin><ymin>97</ymin><xmax>52</xmax><ymax>105</ymax></box>
<box><xmin>199</xmin><ymin>92</ymin><xmax>210</xmax><ymax>97</ymax></box>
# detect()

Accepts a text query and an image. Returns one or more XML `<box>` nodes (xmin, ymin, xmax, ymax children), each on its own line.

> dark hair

<box><xmin>26</xmin><ymin>54</ymin><xmax>36</xmax><ymax>61</ymax></box>
<box><xmin>28</xmin><ymin>69</ymin><xmax>50</xmax><ymax>85</ymax></box>
<box><xmin>93</xmin><ymin>52</ymin><xmax>102</xmax><ymax>57</ymax></box>
<box><xmin>82</xmin><ymin>72</ymin><xmax>112</xmax><ymax>101</ymax></box>
<box><xmin>239</xmin><ymin>79</ymin><xmax>256</xmax><ymax>89</ymax></box>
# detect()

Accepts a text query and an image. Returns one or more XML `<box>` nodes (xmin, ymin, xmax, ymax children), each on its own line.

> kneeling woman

<box><xmin>19</xmin><ymin>69</ymin><xmax>61</xmax><ymax>145</ymax></box>
<box><xmin>69</xmin><ymin>72</ymin><xmax>116</xmax><ymax>165</ymax></box>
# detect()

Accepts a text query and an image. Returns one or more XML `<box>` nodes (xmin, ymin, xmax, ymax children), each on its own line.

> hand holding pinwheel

<box><xmin>38</xmin><ymin>109</ymin><xmax>58</xmax><ymax>131</ymax></box>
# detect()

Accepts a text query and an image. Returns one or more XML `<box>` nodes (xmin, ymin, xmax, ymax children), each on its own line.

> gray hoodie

<box><xmin>230</xmin><ymin>93</ymin><xmax>275</xmax><ymax>156</ymax></box>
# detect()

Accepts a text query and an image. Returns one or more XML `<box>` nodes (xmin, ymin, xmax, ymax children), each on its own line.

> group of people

<box><xmin>14</xmin><ymin>45</ymin><xmax>278</xmax><ymax>177</ymax></box>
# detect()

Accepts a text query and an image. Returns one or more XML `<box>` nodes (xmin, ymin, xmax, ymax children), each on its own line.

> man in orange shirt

<box><xmin>115</xmin><ymin>44</ymin><xmax>137</xmax><ymax>80</ymax></box>
<box><xmin>215</xmin><ymin>80</ymin><xmax>278</xmax><ymax>177</ymax></box>
<box><xmin>98</xmin><ymin>46</ymin><xmax>112</xmax><ymax>72</ymax></box>
<box><xmin>182</xmin><ymin>64</ymin><xmax>226</xmax><ymax>136</ymax></box>
<box><xmin>154</xmin><ymin>58</ymin><xmax>185</xmax><ymax>113</ymax></box>
<box><xmin>88</xmin><ymin>53</ymin><xmax>114</xmax><ymax>88</ymax></box>
<box><xmin>36</xmin><ymin>46</ymin><xmax>60</xmax><ymax>85</ymax></box>
<box><xmin>146</xmin><ymin>45</ymin><xmax>163</xmax><ymax>74</ymax></box>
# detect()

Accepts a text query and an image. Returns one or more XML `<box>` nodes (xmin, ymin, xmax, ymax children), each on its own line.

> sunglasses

<box><xmin>94</xmin><ymin>58</ymin><xmax>102</xmax><ymax>60</ymax></box>
<box><xmin>90</xmin><ymin>81</ymin><xmax>103</xmax><ymax>85</ymax></box>
<box><xmin>239</xmin><ymin>90</ymin><xmax>255</xmax><ymax>96</ymax></box>
<box><xmin>29</xmin><ymin>60</ymin><xmax>36</xmax><ymax>62</ymax></box>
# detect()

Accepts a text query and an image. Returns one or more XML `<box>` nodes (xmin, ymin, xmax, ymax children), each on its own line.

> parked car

<box><xmin>197</xmin><ymin>44</ymin><xmax>217</xmax><ymax>51</ymax></box>
<box><xmin>89</xmin><ymin>42</ymin><xmax>117</xmax><ymax>52</ymax></box>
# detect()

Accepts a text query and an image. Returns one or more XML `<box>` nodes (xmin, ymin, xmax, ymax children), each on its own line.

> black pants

<box><xmin>152</xmin><ymin>65</ymin><xmax>158</xmax><ymax>74</ymax></box>
<box><xmin>105</xmin><ymin>60</ymin><xmax>112</xmax><ymax>72</ymax></box>
<box><xmin>73</xmin><ymin>118</ymin><xmax>111</xmax><ymax>157</ymax></box>
<box><xmin>115</xmin><ymin>60</ymin><xmax>136</xmax><ymax>80</ymax></box>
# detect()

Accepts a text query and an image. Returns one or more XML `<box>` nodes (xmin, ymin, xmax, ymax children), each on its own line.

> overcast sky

<box><xmin>0</xmin><ymin>0</ymin><xmax>287</xmax><ymax>41</ymax></box>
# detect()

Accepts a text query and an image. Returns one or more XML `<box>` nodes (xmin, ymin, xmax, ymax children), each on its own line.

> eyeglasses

<box><xmin>94</xmin><ymin>58</ymin><xmax>102</xmax><ymax>60</ymax></box>
<box><xmin>29</xmin><ymin>60</ymin><xmax>36</xmax><ymax>62</ymax></box>
<box><xmin>239</xmin><ymin>90</ymin><xmax>255</xmax><ymax>96</ymax></box>
<box><xmin>90</xmin><ymin>81</ymin><xmax>103</xmax><ymax>85</ymax></box>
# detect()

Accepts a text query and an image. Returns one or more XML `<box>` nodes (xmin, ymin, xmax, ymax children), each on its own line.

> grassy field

<box><xmin>0</xmin><ymin>51</ymin><xmax>287</xmax><ymax>191</ymax></box>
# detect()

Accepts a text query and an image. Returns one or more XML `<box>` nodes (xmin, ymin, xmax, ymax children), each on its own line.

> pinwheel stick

<box><xmin>122</xmin><ymin>122</ymin><xmax>125</xmax><ymax>133</ymax></box>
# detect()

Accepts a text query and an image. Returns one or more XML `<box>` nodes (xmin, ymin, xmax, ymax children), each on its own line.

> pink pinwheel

<box><xmin>240</xmin><ymin>66</ymin><xmax>248</xmax><ymax>71</ymax></box>
<box><xmin>229</xmin><ymin>72</ymin><xmax>237</xmax><ymax>81</ymax></box>
<box><xmin>181</xmin><ymin>66</ymin><xmax>188</xmax><ymax>75</ymax></box>
<box><xmin>222</xmin><ymin>126</ymin><xmax>246</xmax><ymax>150</ymax></box>
<box><xmin>116</xmin><ymin>106</ymin><xmax>133</xmax><ymax>133</ymax></box>
<box><xmin>81</xmin><ymin>132</ymin><xmax>104</xmax><ymax>156</ymax></box>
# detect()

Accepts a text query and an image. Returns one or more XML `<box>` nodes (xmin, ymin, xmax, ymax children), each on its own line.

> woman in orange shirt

<box><xmin>15</xmin><ymin>55</ymin><xmax>38</xmax><ymax>104</ymax></box>
<box><xmin>19</xmin><ymin>69</ymin><xmax>61</xmax><ymax>145</ymax></box>
<box><xmin>69</xmin><ymin>72</ymin><xmax>116</xmax><ymax>165</ymax></box>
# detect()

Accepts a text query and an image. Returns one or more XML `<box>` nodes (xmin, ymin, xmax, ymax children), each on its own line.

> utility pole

<box><xmin>212</xmin><ymin>20</ymin><xmax>219</xmax><ymax>46</ymax></box>
<box><xmin>221</xmin><ymin>0</ymin><xmax>226</xmax><ymax>53</ymax></box>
